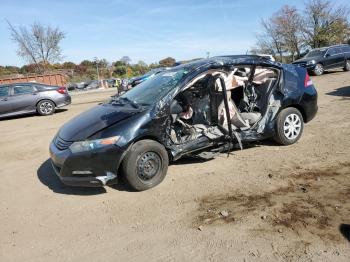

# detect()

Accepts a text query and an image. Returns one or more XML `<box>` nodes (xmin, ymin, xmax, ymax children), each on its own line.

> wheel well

<box><xmin>120</xmin><ymin>135</ymin><xmax>170</xmax><ymax>162</ymax></box>
<box><xmin>36</xmin><ymin>99</ymin><xmax>56</xmax><ymax>107</ymax></box>
<box><xmin>284</xmin><ymin>105</ymin><xmax>306</xmax><ymax>122</ymax></box>
<box><xmin>117</xmin><ymin>136</ymin><xmax>171</xmax><ymax>179</ymax></box>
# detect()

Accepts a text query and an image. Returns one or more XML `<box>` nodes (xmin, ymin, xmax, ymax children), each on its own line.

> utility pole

<box><xmin>206</xmin><ymin>52</ymin><xmax>210</xmax><ymax>59</ymax></box>
<box><xmin>94</xmin><ymin>57</ymin><xmax>100</xmax><ymax>80</ymax></box>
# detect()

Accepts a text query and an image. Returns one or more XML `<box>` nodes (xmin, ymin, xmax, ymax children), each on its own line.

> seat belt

<box><xmin>217</xmin><ymin>76</ymin><xmax>243</xmax><ymax>150</ymax></box>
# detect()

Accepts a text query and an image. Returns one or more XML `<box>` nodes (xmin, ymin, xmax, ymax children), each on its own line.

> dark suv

<box><xmin>292</xmin><ymin>44</ymin><xmax>350</xmax><ymax>76</ymax></box>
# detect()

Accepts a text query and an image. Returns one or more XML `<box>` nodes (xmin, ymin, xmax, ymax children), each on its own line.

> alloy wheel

<box><xmin>39</xmin><ymin>101</ymin><xmax>54</xmax><ymax>114</ymax></box>
<box><xmin>314</xmin><ymin>64</ymin><xmax>323</xmax><ymax>75</ymax></box>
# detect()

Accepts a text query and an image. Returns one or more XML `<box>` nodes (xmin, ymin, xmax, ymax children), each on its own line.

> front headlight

<box><xmin>69</xmin><ymin>136</ymin><xmax>121</xmax><ymax>153</ymax></box>
<box><xmin>306</xmin><ymin>60</ymin><xmax>316</xmax><ymax>65</ymax></box>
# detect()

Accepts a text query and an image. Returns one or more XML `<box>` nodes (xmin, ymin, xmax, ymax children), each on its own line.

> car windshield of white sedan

<box><xmin>117</xmin><ymin>69</ymin><xmax>189</xmax><ymax>106</ymax></box>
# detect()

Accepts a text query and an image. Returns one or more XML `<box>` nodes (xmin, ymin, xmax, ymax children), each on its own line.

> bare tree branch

<box><xmin>7</xmin><ymin>21</ymin><xmax>65</xmax><ymax>73</ymax></box>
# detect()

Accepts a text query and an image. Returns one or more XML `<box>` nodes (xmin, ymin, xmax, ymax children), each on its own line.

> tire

<box><xmin>312</xmin><ymin>63</ymin><xmax>324</xmax><ymax>76</ymax></box>
<box><xmin>37</xmin><ymin>100</ymin><xmax>55</xmax><ymax>116</ymax></box>
<box><xmin>344</xmin><ymin>60</ymin><xmax>350</xmax><ymax>71</ymax></box>
<box><xmin>273</xmin><ymin>107</ymin><xmax>304</xmax><ymax>145</ymax></box>
<box><xmin>122</xmin><ymin>140</ymin><xmax>169</xmax><ymax>191</ymax></box>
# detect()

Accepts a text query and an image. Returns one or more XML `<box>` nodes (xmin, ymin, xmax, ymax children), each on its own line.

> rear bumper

<box><xmin>56</xmin><ymin>95</ymin><xmax>72</xmax><ymax>108</ymax></box>
<box><xmin>300</xmin><ymin>86</ymin><xmax>318</xmax><ymax>123</ymax></box>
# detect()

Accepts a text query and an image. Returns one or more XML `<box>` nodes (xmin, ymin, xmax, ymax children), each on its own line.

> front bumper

<box><xmin>50</xmin><ymin>140</ymin><xmax>124</xmax><ymax>187</ymax></box>
<box><xmin>293</xmin><ymin>63</ymin><xmax>316</xmax><ymax>70</ymax></box>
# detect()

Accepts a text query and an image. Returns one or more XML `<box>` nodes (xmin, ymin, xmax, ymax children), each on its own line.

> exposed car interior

<box><xmin>168</xmin><ymin>65</ymin><xmax>280</xmax><ymax>150</ymax></box>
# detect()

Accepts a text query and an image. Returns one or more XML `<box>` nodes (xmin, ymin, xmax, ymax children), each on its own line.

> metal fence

<box><xmin>0</xmin><ymin>73</ymin><xmax>67</xmax><ymax>86</ymax></box>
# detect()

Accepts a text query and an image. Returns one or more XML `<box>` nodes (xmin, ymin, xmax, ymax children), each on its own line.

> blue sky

<box><xmin>0</xmin><ymin>0</ymin><xmax>348</xmax><ymax>66</ymax></box>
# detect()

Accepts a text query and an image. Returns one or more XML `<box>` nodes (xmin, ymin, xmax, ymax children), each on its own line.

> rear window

<box><xmin>0</xmin><ymin>86</ymin><xmax>9</xmax><ymax>97</ymax></box>
<box><xmin>342</xmin><ymin>46</ymin><xmax>350</xmax><ymax>53</ymax></box>
<box><xmin>13</xmin><ymin>85</ymin><xmax>35</xmax><ymax>95</ymax></box>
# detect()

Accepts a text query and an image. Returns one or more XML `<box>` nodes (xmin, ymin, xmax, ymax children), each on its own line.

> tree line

<box><xmin>2</xmin><ymin>21</ymin><xmax>179</xmax><ymax>81</ymax></box>
<box><xmin>0</xmin><ymin>55</ymin><xmax>178</xmax><ymax>82</ymax></box>
<box><xmin>252</xmin><ymin>0</ymin><xmax>350</xmax><ymax>62</ymax></box>
<box><xmin>2</xmin><ymin>0</ymin><xmax>349</xmax><ymax>81</ymax></box>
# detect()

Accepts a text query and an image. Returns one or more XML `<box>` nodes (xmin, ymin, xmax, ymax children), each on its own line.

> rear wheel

<box><xmin>274</xmin><ymin>107</ymin><xmax>304</xmax><ymax>145</ymax></box>
<box><xmin>122</xmin><ymin>140</ymin><xmax>169</xmax><ymax>191</ymax></box>
<box><xmin>37</xmin><ymin>100</ymin><xmax>55</xmax><ymax>116</ymax></box>
<box><xmin>312</xmin><ymin>63</ymin><xmax>324</xmax><ymax>76</ymax></box>
<box><xmin>344</xmin><ymin>60</ymin><xmax>350</xmax><ymax>71</ymax></box>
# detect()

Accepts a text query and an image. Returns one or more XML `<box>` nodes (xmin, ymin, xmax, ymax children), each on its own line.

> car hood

<box><xmin>293</xmin><ymin>57</ymin><xmax>316</xmax><ymax>63</ymax></box>
<box><xmin>58</xmin><ymin>103</ymin><xmax>141</xmax><ymax>141</ymax></box>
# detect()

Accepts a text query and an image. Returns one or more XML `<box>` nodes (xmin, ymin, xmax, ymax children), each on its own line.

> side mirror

<box><xmin>170</xmin><ymin>100</ymin><xmax>183</xmax><ymax>114</ymax></box>
<box><xmin>325</xmin><ymin>53</ymin><xmax>331</xmax><ymax>57</ymax></box>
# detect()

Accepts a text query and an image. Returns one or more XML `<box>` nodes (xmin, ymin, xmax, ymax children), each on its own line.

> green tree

<box><xmin>303</xmin><ymin>0</ymin><xmax>350</xmax><ymax>48</ymax></box>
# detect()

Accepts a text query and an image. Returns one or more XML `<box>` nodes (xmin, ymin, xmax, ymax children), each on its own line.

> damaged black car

<box><xmin>50</xmin><ymin>56</ymin><xmax>318</xmax><ymax>191</ymax></box>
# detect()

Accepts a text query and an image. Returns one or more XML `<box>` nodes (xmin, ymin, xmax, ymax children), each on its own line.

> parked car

<box><xmin>0</xmin><ymin>82</ymin><xmax>71</xmax><ymax>118</ymax></box>
<box><xmin>292</xmin><ymin>44</ymin><xmax>350</xmax><ymax>76</ymax></box>
<box><xmin>128</xmin><ymin>68</ymin><xmax>166</xmax><ymax>87</ymax></box>
<box><xmin>85</xmin><ymin>80</ymin><xmax>101</xmax><ymax>90</ymax></box>
<box><xmin>50</xmin><ymin>56</ymin><xmax>317</xmax><ymax>191</ymax></box>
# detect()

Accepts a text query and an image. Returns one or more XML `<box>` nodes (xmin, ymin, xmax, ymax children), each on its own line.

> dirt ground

<box><xmin>0</xmin><ymin>70</ymin><xmax>349</xmax><ymax>262</ymax></box>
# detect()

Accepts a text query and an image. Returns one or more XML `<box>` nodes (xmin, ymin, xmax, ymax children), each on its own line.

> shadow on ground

<box><xmin>339</xmin><ymin>224</ymin><xmax>350</xmax><ymax>242</ymax></box>
<box><xmin>326</xmin><ymin>86</ymin><xmax>350</xmax><ymax>98</ymax></box>
<box><xmin>37</xmin><ymin>159</ymin><xmax>106</xmax><ymax>195</ymax></box>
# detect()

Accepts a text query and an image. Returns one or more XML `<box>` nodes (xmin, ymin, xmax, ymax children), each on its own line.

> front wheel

<box><xmin>312</xmin><ymin>63</ymin><xmax>324</xmax><ymax>76</ymax></box>
<box><xmin>344</xmin><ymin>60</ymin><xmax>350</xmax><ymax>71</ymax></box>
<box><xmin>122</xmin><ymin>140</ymin><xmax>169</xmax><ymax>191</ymax></box>
<box><xmin>37</xmin><ymin>100</ymin><xmax>55</xmax><ymax>116</ymax></box>
<box><xmin>274</xmin><ymin>107</ymin><xmax>304</xmax><ymax>145</ymax></box>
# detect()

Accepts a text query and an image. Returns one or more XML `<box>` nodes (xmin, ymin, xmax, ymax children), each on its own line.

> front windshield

<box><xmin>115</xmin><ymin>69</ymin><xmax>189</xmax><ymax>106</ymax></box>
<box><xmin>305</xmin><ymin>49</ymin><xmax>327</xmax><ymax>58</ymax></box>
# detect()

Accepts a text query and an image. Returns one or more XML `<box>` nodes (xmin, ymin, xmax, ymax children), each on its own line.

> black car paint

<box><xmin>50</xmin><ymin>56</ymin><xmax>318</xmax><ymax>187</ymax></box>
<box><xmin>292</xmin><ymin>44</ymin><xmax>350</xmax><ymax>72</ymax></box>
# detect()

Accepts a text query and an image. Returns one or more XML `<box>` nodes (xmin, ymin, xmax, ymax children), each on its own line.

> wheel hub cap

<box><xmin>137</xmin><ymin>152</ymin><xmax>161</xmax><ymax>181</ymax></box>
<box><xmin>284</xmin><ymin>113</ymin><xmax>301</xmax><ymax>140</ymax></box>
<box><xmin>40</xmin><ymin>102</ymin><xmax>53</xmax><ymax>114</ymax></box>
<box><xmin>315</xmin><ymin>65</ymin><xmax>322</xmax><ymax>74</ymax></box>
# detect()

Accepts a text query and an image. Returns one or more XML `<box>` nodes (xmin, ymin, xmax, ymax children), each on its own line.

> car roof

<box><xmin>312</xmin><ymin>44</ymin><xmax>349</xmax><ymax>51</ymax></box>
<box><xmin>168</xmin><ymin>55</ymin><xmax>280</xmax><ymax>74</ymax></box>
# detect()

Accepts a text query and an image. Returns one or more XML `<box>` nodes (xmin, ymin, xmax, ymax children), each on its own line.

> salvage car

<box><xmin>292</xmin><ymin>44</ymin><xmax>350</xmax><ymax>76</ymax></box>
<box><xmin>50</xmin><ymin>56</ymin><xmax>317</xmax><ymax>191</ymax></box>
<box><xmin>0</xmin><ymin>83</ymin><xmax>71</xmax><ymax>118</ymax></box>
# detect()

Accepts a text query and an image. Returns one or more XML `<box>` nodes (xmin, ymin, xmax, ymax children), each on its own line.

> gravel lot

<box><xmin>0</xmin><ymin>71</ymin><xmax>349</xmax><ymax>262</ymax></box>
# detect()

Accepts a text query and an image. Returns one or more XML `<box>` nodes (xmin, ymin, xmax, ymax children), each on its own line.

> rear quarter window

<box><xmin>0</xmin><ymin>86</ymin><xmax>10</xmax><ymax>97</ymax></box>
<box><xmin>342</xmin><ymin>46</ymin><xmax>350</xmax><ymax>53</ymax></box>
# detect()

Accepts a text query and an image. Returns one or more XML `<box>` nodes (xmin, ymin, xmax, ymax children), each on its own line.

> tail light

<box><xmin>57</xmin><ymin>87</ymin><xmax>67</xmax><ymax>94</ymax></box>
<box><xmin>304</xmin><ymin>73</ymin><xmax>313</xmax><ymax>87</ymax></box>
